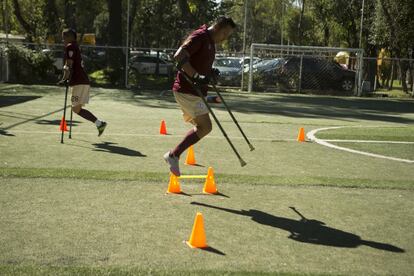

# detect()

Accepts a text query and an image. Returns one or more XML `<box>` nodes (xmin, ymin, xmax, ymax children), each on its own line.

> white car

<box><xmin>129</xmin><ymin>55</ymin><xmax>174</xmax><ymax>76</ymax></box>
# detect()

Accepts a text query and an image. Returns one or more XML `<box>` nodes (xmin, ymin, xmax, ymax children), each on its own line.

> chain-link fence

<box><xmin>361</xmin><ymin>56</ymin><xmax>414</xmax><ymax>97</ymax></box>
<box><xmin>246</xmin><ymin>44</ymin><xmax>364</xmax><ymax>95</ymax></box>
<box><xmin>0</xmin><ymin>41</ymin><xmax>178</xmax><ymax>89</ymax></box>
<box><xmin>1</xmin><ymin>41</ymin><xmax>413</xmax><ymax>97</ymax></box>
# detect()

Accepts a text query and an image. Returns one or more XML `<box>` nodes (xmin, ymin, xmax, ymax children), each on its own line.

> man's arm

<box><xmin>61</xmin><ymin>59</ymin><xmax>73</xmax><ymax>82</ymax></box>
<box><xmin>174</xmin><ymin>47</ymin><xmax>196</xmax><ymax>77</ymax></box>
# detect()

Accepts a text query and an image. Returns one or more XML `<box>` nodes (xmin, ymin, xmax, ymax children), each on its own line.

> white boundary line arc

<box><xmin>307</xmin><ymin>126</ymin><xmax>414</xmax><ymax>164</ymax></box>
<box><xmin>323</xmin><ymin>139</ymin><xmax>414</xmax><ymax>144</ymax></box>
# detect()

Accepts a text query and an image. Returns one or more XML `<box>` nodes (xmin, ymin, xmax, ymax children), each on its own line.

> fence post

<box><xmin>156</xmin><ymin>50</ymin><xmax>160</xmax><ymax>76</ymax></box>
<box><xmin>298</xmin><ymin>53</ymin><xmax>304</xmax><ymax>93</ymax></box>
<box><xmin>5</xmin><ymin>46</ymin><xmax>9</xmax><ymax>82</ymax></box>
<box><xmin>357</xmin><ymin>50</ymin><xmax>364</xmax><ymax>96</ymax></box>
<box><xmin>248</xmin><ymin>44</ymin><xmax>254</xmax><ymax>93</ymax></box>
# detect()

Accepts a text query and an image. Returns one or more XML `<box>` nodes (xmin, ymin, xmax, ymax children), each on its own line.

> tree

<box><xmin>105</xmin><ymin>0</ymin><xmax>123</xmax><ymax>83</ymax></box>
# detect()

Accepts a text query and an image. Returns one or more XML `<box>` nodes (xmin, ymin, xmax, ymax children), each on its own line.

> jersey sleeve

<box><xmin>64</xmin><ymin>44</ymin><xmax>76</xmax><ymax>61</ymax></box>
<box><xmin>182</xmin><ymin>33</ymin><xmax>205</xmax><ymax>56</ymax></box>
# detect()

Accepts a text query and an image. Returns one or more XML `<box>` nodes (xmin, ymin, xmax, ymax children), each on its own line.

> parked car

<box><xmin>277</xmin><ymin>56</ymin><xmax>356</xmax><ymax>91</ymax></box>
<box><xmin>129</xmin><ymin>55</ymin><xmax>174</xmax><ymax>76</ymax></box>
<box><xmin>240</xmin><ymin>57</ymin><xmax>261</xmax><ymax>71</ymax></box>
<box><xmin>213</xmin><ymin>57</ymin><xmax>242</xmax><ymax>86</ymax></box>
<box><xmin>253</xmin><ymin>56</ymin><xmax>356</xmax><ymax>92</ymax></box>
<box><xmin>252</xmin><ymin>58</ymin><xmax>282</xmax><ymax>74</ymax></box>
<box><xmin>42</xmin><ymin>48</ymin><xmax>91</xmax><ymax>75</ymax></box>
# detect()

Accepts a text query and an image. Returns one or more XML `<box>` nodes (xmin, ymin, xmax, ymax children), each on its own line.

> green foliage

<box><xmin>5</xmin><ymin>44</ymin><xmax>56</xmax><ymax>84</ymax></box>
<box><xmin>370</xmin><ymin>0</ymin><xmax>414</xmax><ymax>56</ymax></box>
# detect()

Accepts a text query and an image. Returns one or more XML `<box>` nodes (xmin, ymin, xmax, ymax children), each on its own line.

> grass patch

<box><xmin>0</xmin><ymin>266</ymin><xmax>325</xmax><ymax>276</ymax></box>
<box><xmin>315</xmin><ymin>126</ymin><xmax>414</xmax><ymax>142</ymax></box>
<box><xmin>1</xmin><ymin>84</ymin><xmax>414</xmax><ymax>275</ymax></box>
<box><xmin>1</xmin><ymin>167</ymin><xmax>414</xmax><ymax>190</ymax></box>
<box><xmin>330</xmin><ymin>142</ymin><xmax>414</xmax><ymax>160</ymax></box>
<box><xmin>1</xmin><ymin>177</ymin><xmax>413</xmax><ymax>275</ymax></box>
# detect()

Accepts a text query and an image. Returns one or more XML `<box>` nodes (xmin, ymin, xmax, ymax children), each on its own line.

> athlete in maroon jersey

<box><xmin>59</xmin><ymin>29</ymin><xmax>107</xmax><ymax>136</ymax></box>
<box><xmin>164</xmin><ymin>17</ymin><xmax>236</xmax><ymax>176</ymax></box>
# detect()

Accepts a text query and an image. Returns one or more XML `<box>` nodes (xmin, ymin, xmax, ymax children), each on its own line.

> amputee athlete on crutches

<box><xmin>58</xmin><ymin>28</ymin><xmax>107</xmax><ymax>137</ymax></box>
<box><xmin>164</xmin><ymin>17</ymin><xmax>236</xmax><ymax>176</ymax></box>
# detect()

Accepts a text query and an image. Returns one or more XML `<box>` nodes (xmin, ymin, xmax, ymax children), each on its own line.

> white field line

<box><xmin>3</xmin><ymin>129</ymin><xmax>296</xmax><ymax>142</ymax></box>
<box><xmin>323</xmin><ymin>139</ymin><xmax>414</xmax><ymax>144</ymax></box>
<box><xmin>307</xmin><ymin>126</ymin><xmax>414</xmax><ymax>164</ymax></box>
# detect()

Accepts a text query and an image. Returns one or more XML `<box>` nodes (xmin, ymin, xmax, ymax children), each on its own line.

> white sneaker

<box><xmin>163</xmin><ymin>151</ymin><xmax>181</xmax><ymax>176</ymax></box>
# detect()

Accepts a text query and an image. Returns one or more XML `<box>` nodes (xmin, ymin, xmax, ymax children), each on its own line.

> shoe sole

<box><xmin>98</xmin><ymin>125</ymin><xmax>107</xmax><ymax>137</ymax></box>
<box><xmin>163</xmin><ymin>153</ymin><xmax>180</xmax><ymax>176</ymax></box>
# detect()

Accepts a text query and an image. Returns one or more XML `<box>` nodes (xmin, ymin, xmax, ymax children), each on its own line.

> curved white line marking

<box><xmin>323</xmin><ymin>139</ymin><xmax>414</xmax><ymax>144</ymax></box>
<box><xmin>307</xmin><ymin>126</ymin><xmax>414</xmax><ymax>164</ymax></box>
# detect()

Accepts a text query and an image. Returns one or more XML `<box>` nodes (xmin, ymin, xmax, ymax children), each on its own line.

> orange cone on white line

<box><xmin>297</xmin><ymin>127</ymin><xmax>305</xmax><ymax>142</ymax></box>
<box><xmin>160</xmin><ymin>120</ymin><xmax>167</xmax><ymax>135</ymax></box>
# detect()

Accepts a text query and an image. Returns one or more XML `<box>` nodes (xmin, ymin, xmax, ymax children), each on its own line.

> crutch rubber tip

<box><xmin>240</xmin><ymin>159</ymin><xmax>247</xmax><ymax>167</ymax></box>
<box><xmin>249</xmin><ymin>144</ymin><xmax>255</xmax><ymax>151</ymax></box>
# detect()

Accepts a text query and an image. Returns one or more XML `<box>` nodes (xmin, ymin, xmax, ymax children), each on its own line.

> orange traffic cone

<box><xmin>166</xmin><ymin>173</ymin><xmax>181</xmax><ymax>194</ymax></box>
<box><xmin>186</xmin><ymin>212</ymin><xmax>208</xmax><ymax>248</ymax></box>
<box><xmin>59</xmin><ymin>116</ymin><xmax>68</xmax><ymax>132</ymax></box>
<box><xmin>297</xmin><ymin>127</ymin><xmax>305</xmax><ymax>142</ymax></box>
<box><xmin>203</xmin><ymin>167</ymin><xmax>218</xmax><ymax>194</ymax></box>
<box><xmin>160</xmin><ymin>120</ymin><xmax>167</xmax><ymax>135</ymax></box>
<box><xmin>185</xmin><ymin>145</ymin><xmax>196</xmax><ymax>165</ymax></box>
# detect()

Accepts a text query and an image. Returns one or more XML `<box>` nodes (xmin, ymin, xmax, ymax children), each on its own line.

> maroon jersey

<box><xmin>173</xmin><ymin>25</ymin><xmax>215</xmax><ymax>97</ymax></box>
<box><xmin>64</xmin><ymin>42</ymin><xmax>90</xmax><ymax>86</ymax></box>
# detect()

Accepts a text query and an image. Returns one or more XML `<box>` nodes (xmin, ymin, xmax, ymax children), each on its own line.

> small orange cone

<box><xmin>59</xmin><ymin>116</ymin><xmax>68</xmax><ymax>132</ymax></box>
<box><xmin>160</xmin><ymin>120</ymin><xmax>167</xmax><ymax>135</ymax></box>
<box><xmin>185</xmin><ymin>145</ymin><xmax>196</xmax><ymax>165</ymax></box>
<box><xmin>166</xmin><ymin>173</ymin><xmax>181</xmax><ymax>194</ymax></box>
<box><xmin>186</xmin><ymin>212</ymin><xmax>208</xmax><ymax>248</ymax></box>
<box><xmin>203</xmin><ymin>167</ymin><xmax>218</xmax><ymax>194</ymax></box>
<box><xmin>297</xmin><ymin>127</ymin><xmax>306</xmax><ymax>142</ymax></box>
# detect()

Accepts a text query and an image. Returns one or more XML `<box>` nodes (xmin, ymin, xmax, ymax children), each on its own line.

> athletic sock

<box><xmin>95</xmin><ymin>119</ymin><xmax>102</xmax><ymax>127</ymax></box>
<box><xmin>78</xmin><ymin>109</ymin><xmax>97</xmax><ymax>123</ymax></box>
<box><xmin>171</xmin><ymin>128</ymin><xmax>200</xmax><ymax>158</ymax></box>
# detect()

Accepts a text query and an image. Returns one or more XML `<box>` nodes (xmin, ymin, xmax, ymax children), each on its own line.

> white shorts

<box><xmin>174</xmin><ymin>92</ymin><xmax>209</xmax><ymax>124</ymax></box>
<box><xmin>70</xmin><ymin>85</ymin><xmax>90</xmax><ymax>106</ymax></box>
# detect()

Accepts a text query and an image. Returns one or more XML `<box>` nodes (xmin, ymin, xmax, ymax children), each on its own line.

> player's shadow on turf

<box><xmin>0</xmin><ymin>95</ymin><xmax>41</xmax><ymax>108</ymax></box>
<box><xmin>35</xmin><ymin>119</ymin><xmax>82</xmax><ymax>126</ymax></box>
<box><xmin>92</xmin><ymin>142</ymin><xmax>146</xmax><ymax>157</ymax></box>
<box><xmin>190</xmin><ymin>202</ymin><xmax>405</xmax><ymax>253</ymax></box>
<box><xmin>0</xmin><ymin>129</ymin><xmax>15</xmax><ymax>136</ymax></box>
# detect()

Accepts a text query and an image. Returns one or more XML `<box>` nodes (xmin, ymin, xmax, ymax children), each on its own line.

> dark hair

<box><xmin>215</xmin><ymin>16</ymin><xmax>236</xmax><ymax>29</ymax></box>
<box><xmin>62</xmin><ymin>28</ymin><xmax>77</xmax><ymax>40</ymax></box>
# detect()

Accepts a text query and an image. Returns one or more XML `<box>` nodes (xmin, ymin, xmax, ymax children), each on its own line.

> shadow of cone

<box><xmin>186</xmin><ymin>212</ymin><xmax>208</xmax><ymax>248</ymax></box>
<box><xmin>203</xmin><ymin>167</ymin><xmax>218</xmax><ymax>194</ymax></box>
<box><xmin>160</xmin><ymin>120</ymin><xmax>167</xmax><ymax>135</ymax></box>
<box><xmin>297</xmin><ymin>127</ymin><xmax>305</xmax><ymax>142</ymax></box>
<box><xmin>185</xmin><ymin>145</ymin><xmax>196</xmax><ymax>165</ymax></box>
<box><xmin>166</xmin><ymin>173</ymin><xmax>181</xmax><ymax>194</ymax></box>
<box><xmin>59</xmin><ymin>116</ymin><xmax>68</xmax><ymax>132</ymax></box>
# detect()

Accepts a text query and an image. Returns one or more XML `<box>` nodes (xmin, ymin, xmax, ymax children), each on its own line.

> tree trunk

<box><xmin>44</xmin><ymin>0</ymin><xmax>60</xmax><ymax>38</ymax></box>
<box><xmin>297</xmin><ymin>0</ymin><xmax>305</xmax><ymax>45</ymax></box>
<box><xmin>178</xmin><ymin>0</ymin><xmax>194</xmax><ymax>29</ymax></box>
<box><xmin>64</xmin><ymin>0</ymin><xmax>76</xmax><ymax>28</ymax></box>
<box><xmin>11</xmin><ymin>0</ymin><xmax>35</xmax><ymax>41</ymax></box>
<box><xmin>106</xmin><ymin>0</ymin><xmax>124</xmax><ymax>84</ymax></box>
<box><xmin>128</xmin><ymin>0</ymin><xmax>140</xmax><ymax>46</ymax></box>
